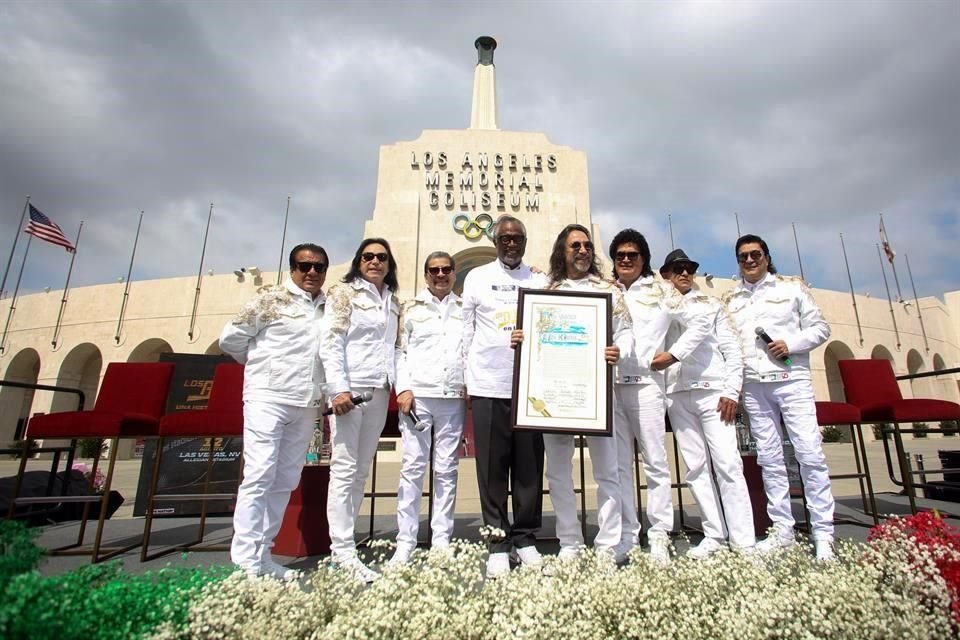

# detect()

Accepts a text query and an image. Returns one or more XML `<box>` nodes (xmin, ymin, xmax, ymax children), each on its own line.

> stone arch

<box><xmin>128</xmin><ymin>338</ymin><xmax>173</xmax><ymax>363</ymax></box>
<box><xmin>451</xmin><ymin>246</ymin><xmax>498</xmax><ymax>295</ymax></box>
<box><xmin>50</xmin><ymin>343</ymin><xmax>102</xmax><ymax>414</ymax></box>
<box><xmin>205</xmin><ymin>340</ymin><xmax>225</xmax><ymax>356</ymax></box>
<box><xmin>933</xmin><ymin>353</ymin><xmax>946</xmax><ymax>371</ymax></box>
<box><xmin>870</xmin><ymin>344</ymin><xmax>894</xmax><ymax>363</ymax></box>
<box><xmin>0</xmin><ymin>348</ymin><xmax>41</xmax><ymax>442</ymax></box>
<box><xmin>823</xmin><ymin>340</ymin><xmax>856</xmax><ymax>401</ymax></box>
<box><xmin>906</xmin><ymin>348</ymin><xmax>935</xmax><ymax>401</ymax></box>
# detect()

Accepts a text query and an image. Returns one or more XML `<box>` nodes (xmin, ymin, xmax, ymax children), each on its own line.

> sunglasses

<box><xmin>427</xmin><ymin>265</ymin><xmax>454</xmax><ymax>275</ymax></box>
<box><xmin>737</xmin><ymin>250</ymin><xmax>765</xmax><ymax>264</ymax></box>
<box><xmin>496</xmin><ymin>234</ymin><xmax>525</xmax><ymax>246</ymax></box>
<box><xmin>670</xmin><ymin>263</ymin><xmax>697</xmax><ymax>275</ymax></box>
<box><xmin>569</xmin><ymin>240</ymin><xmax>594</xmax><ymax>252</ymax></box>
<box><xmin>615</xmin><ymin>250</ymin><xmax>641</xmax><ymax>262</ymax></box>
<box><xmin>361</xmin><ymin>252</ymin><xmax>389</xmax><ymax>263</ymax></box>
<box><xmin>294</xmin><ymin>261</ymin><xmax>328</xmax><ymax>274</ymax></box>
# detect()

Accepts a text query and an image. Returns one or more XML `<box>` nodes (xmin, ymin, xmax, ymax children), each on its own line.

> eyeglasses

<box><xmin>615</xmin><ymin>250</ymin><xmax>641</xmax><ymax>262</ymax></box>
<box><xmin>737</xmin><ymin>250</ymin><xmax>765</xmax><ymax>264</ymax></box>
<box><xmin>670</xmin><ymin>263</ymin><xmax>697</xmax><ymax>275</ymax></box>
<box><xmin>427</xmin><ymin>265</ymin><xmax>454</xmax><ymax>275</ymax></box>
<box><xmin>294</xmin><ymin>261</ymin><xmax>328</xmax><ymax>274</ymax></box>
<box><xmin>361</xmin><ymin>252</ymin><xmax>389</xmax><ymax>263</ymax></box>
<box><xmin>568</xmin><ymin>240</ymin><xmax>594</xmax><ymax>252</ymax></box>
<box><xmin>496</xmin><ymin>234</ymin><xmax>525</xmax><ymax>246</ymax></box>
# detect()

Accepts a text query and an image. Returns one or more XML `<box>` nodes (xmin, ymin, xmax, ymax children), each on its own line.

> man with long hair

<box><xmin>320</xmin><ymin>237</ymin><xmax>401</xmax><ymax>581</ymax></box>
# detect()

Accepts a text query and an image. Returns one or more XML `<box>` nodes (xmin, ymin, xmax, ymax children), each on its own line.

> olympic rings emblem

<box><xmin>452</xmin><ymin>213</ymin><xmax>495</xmax><ymax>240</ymax></box>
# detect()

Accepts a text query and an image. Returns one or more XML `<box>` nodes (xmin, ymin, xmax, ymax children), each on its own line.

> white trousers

<box><xmin>326</xmin><ymin>387</ymin><xmax>390</xmax><ymax>558</ymax></box>
<box><xmin>743</xmin><ymin>379</ymin><xmax>835</xmax><ymax>540</ymax></box>
<box><xmin>544</xmin><ymin>433</ymin><xmax>622</xmax><ymax>552</ymax></box>
<box><xmin>231</xmin><ymin>401</ymin><xmax>317</xmax><ymax>571</ymax></box>
<box><xmin>614</xmin><ymin>383</ymin><xmax>673</xmax><ymax>547</ymax></box>
<box><xmin>395</xmin><ymin>397</ymin><xmax>464</xmax><ymax>549</ymax></box>
<box><xmin>667</xmin><ymin>390</ymin><xmax>756</xmax><ymax>548</ymax></box>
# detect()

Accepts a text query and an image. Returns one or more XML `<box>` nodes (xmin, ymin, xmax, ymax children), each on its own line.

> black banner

<box><xmin>132</xmin><ymin>353</ymin><xmax>241</xmax><ymax>517</ymax></box>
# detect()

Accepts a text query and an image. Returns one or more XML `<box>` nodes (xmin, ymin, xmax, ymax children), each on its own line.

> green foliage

<box><xmin>940</xmin><ymin>420</ymin><xmax>959</xmax><ymax>437</ymax></box>
<box><xmin>820</xmin><ymin>425</ymin><xmax>846</xmax><ymax>443</ymax></box>
<box><xmin>913</xmin><ymin>422</ymin><xmax>929</xmax><ymax>439</ymax></box>
<box><xmin>78</xmin><ymin>437</ymin><xmax>106</xmax><ymax>459</ymax></box>
<box><xmin>0</xmin><ymin>521</ymin><xmax>235</xmax><ymax>640</ymax></box>
<box><xmin>0</xmin><ymin>521</ymin><xmax>43</xmax><ymax>582</ymax></box>
<box><xmin>872</xmin><ymin>423</ymin><xmax>891</xmax><ymax>441</ymax></box>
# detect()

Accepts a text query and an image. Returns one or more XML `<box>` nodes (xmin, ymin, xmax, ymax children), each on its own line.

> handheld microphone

<box><xmin>322</xmin><ymin>390</ymin><xmax>374</xmax><ymax>415</ymax></box>
<box><xmin>755</xmin><ymin>327</ymin><xmax>792</xmax><ymax>366</ymax></box>
<box><xmin>409</xmin><ymin>409</ymin><xmax>431</xmax><ymax>432</ymax></box>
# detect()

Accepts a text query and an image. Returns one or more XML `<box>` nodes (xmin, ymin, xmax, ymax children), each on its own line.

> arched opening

<box><xmin>128</xmin><ymin>338</ymin><xmax>173</xmax><ymax>363</ymax></box>
<box><xmin>930</xmin><ymin>352</ymin><xmax>959</xmax><ymax>403</ymax></box>
<box><xmin>205</xmin><ymin>340</ymin><xmax>225</xmax><ymax>356</ymax></box>
<box><xmin>906</xmin><ymin>348</ymin><xmax>934</xmax><ymax>402</ymax></box>
<box><xmin>870</xmin><ymin>344</ymin><xmax>894</xmax><ymax>363</ymax></box>
<box><xmin>0</xmin><ymin>348</ymin><xmax>41</xmax><ymax>443</ymax></box>
<box><xmin>823</xmin><ymin>341</ymin><xmax>856</xmax><ymax>401</ymax></box>
<box><xmin>51</xmin><ymin>343</ymin><xmax>103</xmax><ymax>414</ymax></box>
<box><xmin>451</xmin><ymin>246</ymin><xmax>498</xmax><ymax>295</ymax></box>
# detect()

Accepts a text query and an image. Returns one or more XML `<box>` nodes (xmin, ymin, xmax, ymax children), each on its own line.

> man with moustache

<box><xmin>390</xmin><ymin>251</ymin><xmax>465</xmax><ymax>565</ymax></box>
<box><xmin>723</xmin><ymin>234</ymin><xmax>834</xmax><ymax>560</ymax></box>
<box><xmin>219</xmin><ymin>243</ymin><xmax>329</xmax><ymax>581</ymax></box>
<box><xmin>462</xmin><ymin>214</ymin><xmax>548</xmax><ymax>578</ymax></box>
<box><xmin>658</xmin><ymin>249</ymin><xmax>756</xmax><ymax>558</ymax></box>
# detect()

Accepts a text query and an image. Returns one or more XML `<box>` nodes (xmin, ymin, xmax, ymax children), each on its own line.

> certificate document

<box><xmin>511</xmin><ymin>289</ymin><xmax>613</xmax><ymax>435</ymax></box>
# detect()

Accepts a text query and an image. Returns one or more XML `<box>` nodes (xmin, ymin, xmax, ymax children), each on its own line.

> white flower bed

<box><xmin>150</xmin><ymin>538</ymin><xmax>955</xmax><ymax>640</ymax></box>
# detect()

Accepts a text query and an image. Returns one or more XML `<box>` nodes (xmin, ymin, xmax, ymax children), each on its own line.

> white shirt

<box><xmin>395</xmin><ymin>288</ymin><xmax>465</xmax><ymax>399</ymax></box>
<box><xmin>723</xmin><ymin>272</ymin><xmax>830</xmax><ymax>383</ymax></box>
<box><xmin>664</xmin><ymin>289</ymin><xmax>744</xmax><ymax>401</ymax></box>
<box><xmin>218</xmin><ymin>279</ymin><xmax>326</xmax><ymax>407</ymax></box>
<box><xmin>462</xmin><ymin>260</ymin><xmax>548</xmax><ymax>398</ymax></box>
<box><xmin>616</xmin><ymin>276</ymin><xmax>710</xmax><ymax>386</ymax></box>
<box><xmin>319</xmin><ymin>277</ymin><xmax>400</xmax><ymax>395</ymax></box>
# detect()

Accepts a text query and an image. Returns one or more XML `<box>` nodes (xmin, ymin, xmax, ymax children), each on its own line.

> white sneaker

<box><xmin>515</xmin><ymin>545</ymin><xmax>543</xmax><ymax>568</ymax></box>
<box><xmin>756</xmin><ymin>526</ymin><xmax>796</xmax><ymax>555</ymax></box>
<box><xmin>648</xmin><ymin>535</ymin><xmax>671</xmax><ymax>566</ymax></box>
<box><xmin>686</xmin><ymin>537</ymin><xmax>726</xmax><ymax>560</ymax></box>
<box><xmin>814</xmin><ymin>539</ymin><xmax>836</xmax><ymax>562</ymax></box>
<box><xmin>333</xmin><ymin>554</ymin><xmax>380</xmax><ymax>583</ymax></box>
<box><xmin>485</xmin><ymin>552</ymin><xmax>511</xmax><ymax>579</ymax></box>
<box><xmin>558</xmin><ymin>546</ymin><xmax>582</xmax><ymax>561</ymax></box>
<box><xmin>387</xmin><ymin>544</ymin><xmax>415</xmax><ymax>567</ymax></box>
<box><xmin>260</xmin><ymin>559</ymin><xmax>300</xmax><ymax>581</ymax></box>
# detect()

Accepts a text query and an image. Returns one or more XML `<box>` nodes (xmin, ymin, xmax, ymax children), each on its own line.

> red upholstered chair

<box><xmin>8</xmin><ymin>361</ymin><xmax>175</xmax><ymax>562</ymax></box>
<box><xmin>814</xmin><ymin>401</ymin><xmax>878</xmax><ymax>525</ymax></box>
<box><xmin>141</xmin><ymin>362</ymin><xmax>245</xmax><ymax>561</ymax></box>
<box><xmin>838</xmin><ymin>358</ymin><xmax>960</xmax><ymax>512</ymax></box>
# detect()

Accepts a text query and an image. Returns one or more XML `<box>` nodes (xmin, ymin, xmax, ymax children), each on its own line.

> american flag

<box><xmin>879</xmin><ymin>216</ymin><xmax>896</xmax><ymax>264</ymax></box>
<box><xmin>25</xmin><ymin>204</ymin><xmax>76</xmax><ymax>252</ymax></box>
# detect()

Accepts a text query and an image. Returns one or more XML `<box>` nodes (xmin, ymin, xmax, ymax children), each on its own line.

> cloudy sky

<box><xmin>1</xmin><ymin>0</ymin><xmax>958</xmax><ymax>301</ymax></box>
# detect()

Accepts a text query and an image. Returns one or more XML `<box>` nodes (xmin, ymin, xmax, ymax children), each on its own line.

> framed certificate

<box><xmin>511</xmin><ymin>289</ymin><xmax>613</xmax><ymax>436</ymax></box>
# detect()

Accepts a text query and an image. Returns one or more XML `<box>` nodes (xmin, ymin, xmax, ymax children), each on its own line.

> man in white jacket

<box><xmin>723</xmin><ymin>234</ymin><xmax>835</xmax><ymax>560</ymax></box>
<box><xmin>390</xmin><ymin>251</ymin><xmax>465</xmax><ymax>564</ymax></box>
<box><xmin>219</xmin><ymin>243</ymin><xmax>329</xmax><ymax>581</ymax></box>
<box><xmin>659</xmin><ymin>249</ymin><xmax>756</xmax><ymax>558</ymax></box>
<box><xmin>538</xmin><ymin>224</ymin><xmax>631</xmax><ymax>562</ymax></box>
<box><xmin>462</xmin><ymin>214</ymin><xmax>548</xmax><ymax>579</ymax></box>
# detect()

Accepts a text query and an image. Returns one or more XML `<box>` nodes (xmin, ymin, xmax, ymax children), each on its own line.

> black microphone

<box><xmin>322</xmin><ymin>390</ymin><xmax>374</xmax><ymax>415</ymax></box>
<box><xmin>755</xmin><ymin>327</ymin><xmax>792</xmax><ymax>366</ymax></box>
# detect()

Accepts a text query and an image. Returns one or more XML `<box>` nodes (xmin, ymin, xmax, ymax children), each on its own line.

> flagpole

<box><xmin>188</xmin><ymin>203</ymin><xmax>214</xmax><ymax>341</ymax></box>
<box><xmin>668</xmin><ymin>213</ymin><xmax>675</xmax><ymax>250</ymax></box>
<box><xmin>1</xmin><ymin>195</ymin><xmax>30</xmax><ymax>300</ymax></box>
<box><xmin>792</xmin><ymin>222</ymin><xmax>805</xmax><ymax>281</ymax></box>
<box><xmin>880</xmin><ymin>213</ymin><xmax>904</xmax><ymax>303</ymax></box>
<box><xmin>115</xmin><ymin>212</ymin><xmax>143</xmax><ymax>344</ymax></box>
<box><xmin>0</xmin><ymin>234</ymin><xmax>33</xmax><ymax>354</ymax></box>
<box><xmin>877</xmin><ymin>243</ymin><xmax>901</xmax><ymax>350</ymax></box>
<box><xmin>276</xmin><ymin>196</ymin><xmax>291</xmax><ymax>286</ymax></box>
<box><xmin>734</xmin><ymin>211</ymin><xmax>742</xmax><ymax>237</ymax></box>
<box><xmin>904</xmin><ymin>254</ymin><xmax>929</xmax><ymax>352</ymax></box>
<box><xmin>840</xmin><ymin>233</ymin><xmax>863</xmax><ymax>346</ymax></box>
<box><xmin>51</xmin><ymin>221</ymin><xmax>83</xmax><ymax>348</ymax></box>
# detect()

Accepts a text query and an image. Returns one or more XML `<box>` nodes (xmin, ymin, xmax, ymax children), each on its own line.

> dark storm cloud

<box><xmin>0</xmin><ymin>0</ymin><xmax>957</xmax><ymax>302</ymax></box>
